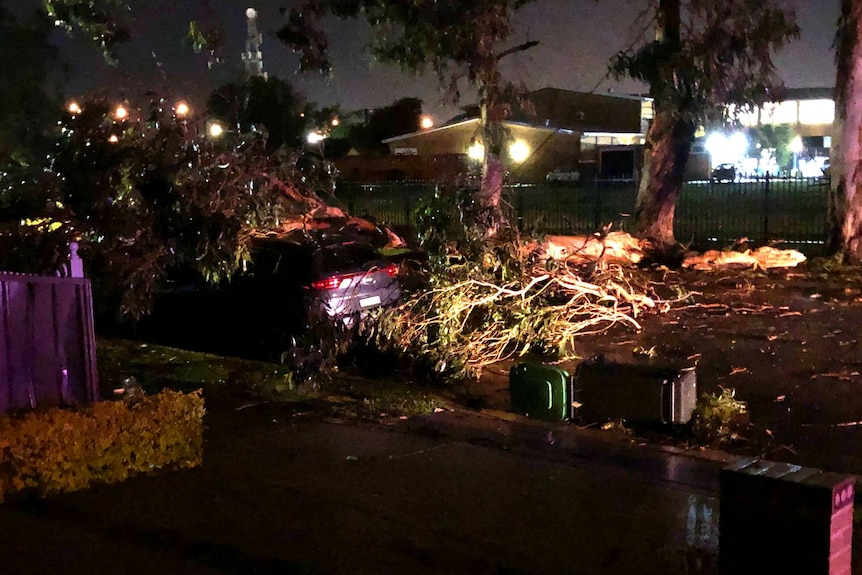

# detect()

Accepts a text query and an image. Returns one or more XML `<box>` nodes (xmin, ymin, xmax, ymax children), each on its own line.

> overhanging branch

<box><xmin>497</xmin><ymin>40</ymin><xmax>539</xmax><ymax>61</ymax></box>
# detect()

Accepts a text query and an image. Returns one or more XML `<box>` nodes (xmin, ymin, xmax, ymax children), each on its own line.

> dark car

<box><xmin>710</xmin><ymin>163</ymin><xmax>737</xmax><ymax>183</ymax></box>
<box><xmin>249</xmin><ymin>238</ymin><xmax>401</xmax><ymax>325</ymax></box>
<box><xmin>142</xmin><ymin>238</ymin><xmax>401</xmax><ymax>361</ymax></box>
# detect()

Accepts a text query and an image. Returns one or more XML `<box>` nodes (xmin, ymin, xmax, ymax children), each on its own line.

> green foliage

<box><xmin>691</xmin><ymin>386</ymin><xmax>749</xmax><ymax>444</ymax></box>
<box><xmin>43</xmin><ymin>0</ymin><xmax>130</xmax><ymax>60</ymax></box>
<box><xmin>0</xmin><ymin>390</ymin><xmax>204</xmax><ymax>503</ymax></box>
<box><xmin>278</xmin><ymin>0</ymin><xmax>539</xmax><ymax>197</ymax></box>
<box><xmin>329</xmin><ymin>390</ymin><xmax>441</xmax><ymax>421</ymax></box>
<box><xmin>97</xmin><ymin>338</ymin><xmax>313</xmax><ymax>401</ymax></box>
<box><xmin>745</xmin><ymin>124</ymin><xmax>795</xmax><ymax>172</ymax></box>
<box><xmin>610</xmin><ymin>0</ymin><xmax>799</xmax><ymax>126</ymax></box>
<box><xmin>186</xmin><ymin>19</ymin><xmax>224</xmax><ymax>66</ymax></box>
<box><xmin>0</xmin><ymin>92</ymin><xmax>331</xmax><ymax>321</ymax></box>
<box><xmin>364</xmin><ymin>185</ymin><xmax>646</xmax><ymax>382</ymax></box>
<box><xmin>207</xmin><ymin>77</ymin><xmax>311</xmax><ymax>152</ymax></box>
<box><xmin>0</xmin><ymin>4</ymin><xmax>61</xmax><ymax>167</ymax></box>
<box><xmin>345</xmin><ymin>97</ymin><xmax>425</xmax><ymax>155</ymax></box>
<box><xmin>414</xmin><ymin>183</ymin><xmax>524</xmax><ymax>281</ymax></box>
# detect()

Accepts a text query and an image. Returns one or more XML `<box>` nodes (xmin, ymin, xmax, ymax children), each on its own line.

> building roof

<box><xmin>783</xmin><ymin>87</ymin><xmax>835</xmax><ymax>101</ymax></box>
<box><xmin>521</xmin><ymin>88</ymin><xmax>647</xmax><ymax>132</ymax></box>
<box><xmin>384</xmin><ymin>88</ymin><xmax>647</xmax><ymax>143</ymax></box>
<box><xmin>382</xmin><ymin>117</ymin><xmax>568</xmax><ymax>144</ymax></box>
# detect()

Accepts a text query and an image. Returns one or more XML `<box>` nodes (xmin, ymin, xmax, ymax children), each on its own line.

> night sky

<box><xmin>44</xmin><ymin>0</ymin><xmax>840</xmax><ymax>123</ymax></box>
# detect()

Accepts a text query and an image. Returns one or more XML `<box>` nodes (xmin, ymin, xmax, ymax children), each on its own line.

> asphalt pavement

<box><xmin>0</xmin><ymin>401</ymin><xmax>735</xmax><ymax>575</ymax></box>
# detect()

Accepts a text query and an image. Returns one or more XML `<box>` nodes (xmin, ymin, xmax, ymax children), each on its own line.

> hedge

<box><xmin>0</xmin><ymin>390</ymin><xmax>205</xmax><ymax>502</ymax></box>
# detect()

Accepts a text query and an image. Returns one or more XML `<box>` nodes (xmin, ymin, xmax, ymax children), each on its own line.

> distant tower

<box><xmin>242</xmin><ymin>8</ymin><xmax>267</xmax><ymax>80</ymax></box>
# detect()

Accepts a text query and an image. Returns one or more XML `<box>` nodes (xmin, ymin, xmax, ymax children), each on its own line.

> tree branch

<box><xmin>497</xmin><ymin>40</ymin><xmax>539</xmax><ymax>61</ymax></box>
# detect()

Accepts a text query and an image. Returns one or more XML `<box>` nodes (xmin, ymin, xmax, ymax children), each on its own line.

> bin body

<box><xmin>509</xmin><ymin>363</ymin><xmax>570</xmax><ymax>422</ymax></box>
<box><xmin>574</xmin><ymin>362</ymin><xmax>697</xmax><ymax>425</ymax></box>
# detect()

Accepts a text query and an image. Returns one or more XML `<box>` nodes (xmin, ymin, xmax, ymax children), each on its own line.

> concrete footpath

<box><xmin>0</xmin><ymin>404</ymin><xmax>745</xmax><ymax>574</ymax></box>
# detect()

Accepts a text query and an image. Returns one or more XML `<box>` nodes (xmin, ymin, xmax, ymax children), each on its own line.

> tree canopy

<box><xmin>277</xmin><ymin>0</ymin><xmax>540</xmax><ymax>232</ymax></box>
<box><xmin>207</xmin><ymin>76</ymin><xmax>311</xmax><ymax>152</ymax></box>
<box><xmin>610</xmin><ymin>0</ymin><xmax>799</xmax><ymax>248</ymax></box>
<box><xmin>0</xmin><ymin>3</ymin><xmax>62</xmax><ymax>166</ymax></box>
<box><xmin>343</xmin><ymin>97</ymin><xmax>424</xmax><ymax>155</ymax></box>
<box><xmin>0</xmin><ymin>93</ymin><xmax>328</xmax><ymax>320</ymax></box>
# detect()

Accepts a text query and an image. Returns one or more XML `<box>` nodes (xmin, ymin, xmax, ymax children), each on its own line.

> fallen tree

<box><xmin>682</xmin><ymin>246</ymin><xmax>807</xmax><ymax>271</ymax></box>
<box><xmin>526</xmin><ymin>231</ymin><xmax>806</xmax><ymax>271</ymax></box>
<box><xmin>365</xmin><ymin>253</ymin><xmax>660</xmax><ymax>381</ymax></box>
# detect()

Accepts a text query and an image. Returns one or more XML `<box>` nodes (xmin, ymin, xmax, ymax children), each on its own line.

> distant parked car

<box><xmin>710</xmin><ymin>163</ymin><xmax>737</xmax><ymax>183</ymax></box>
<box><xmin>546</xmin><ymin>167</ymin><xmax>581</xmax><ymax>183</ymax></box>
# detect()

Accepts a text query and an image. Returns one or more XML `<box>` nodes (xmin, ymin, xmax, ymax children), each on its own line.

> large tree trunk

<box><xmin>835</xmin><ymin>0</ymin><xmax>862</xmax><ymax>260</ymax></box>
<box><xmin>634</xmin><ymin>111</ymin><xmax>695</xmax><ymax>248</ymax></box>
<box><xmin>470</xmin><ymin>53</ymin><xmax>509</xmax><ymax>236</ymax></box>
<box><xmin>633</xmin><ymin>0</ymin><xmax>691</xmax><ymax>252</ymax></box>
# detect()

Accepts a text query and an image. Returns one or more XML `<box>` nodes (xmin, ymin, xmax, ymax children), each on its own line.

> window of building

<box><xmin>798</xmin><ymin>99</ymin><xmax>835</xmax><ymax>126</ymax></box>
<box><xmin>761</xmin><ymin>101</ymin><xmax>798</xmax><ymax>125</ymax></box>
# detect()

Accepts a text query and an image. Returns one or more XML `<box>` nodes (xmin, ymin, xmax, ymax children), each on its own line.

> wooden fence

<box><xmin>0</xmin><ymin>273</ymin><xmax>99</xmax><ymax>413</ymax></box>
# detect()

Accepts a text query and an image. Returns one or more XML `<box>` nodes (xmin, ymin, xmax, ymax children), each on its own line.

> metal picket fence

<box><xmin>335</xmin><ymin>176</ymin><xmax>831</xmax><ymax>255</ymax></box>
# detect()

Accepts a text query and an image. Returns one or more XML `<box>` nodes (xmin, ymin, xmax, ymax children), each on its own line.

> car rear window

<box><xmin>314</xmin><ymin>243</ymin><xmax>382</xmax><ymax>275</ymax></box>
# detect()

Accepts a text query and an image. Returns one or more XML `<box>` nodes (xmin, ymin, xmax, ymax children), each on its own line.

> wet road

<box><xmin>0</xmin><ymin>405</ymin><xmax>726</xmax><ymax>574</ymax></box>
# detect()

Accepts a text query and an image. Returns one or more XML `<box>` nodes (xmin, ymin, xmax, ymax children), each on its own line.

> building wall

<box><xmin>384</xmin><ymin>119</ymin><xmax>581</xmax><ymax>182</ymax></box>
<box><xmin>527</xmin><ymin>88</ymin><xmax>645</xmax><ymax>133</ymax></box>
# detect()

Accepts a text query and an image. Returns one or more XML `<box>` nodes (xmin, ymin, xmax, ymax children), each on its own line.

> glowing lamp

<box><xmin>420</xmin><ymin>115</ymin><xmax>434</xmax><ymax>130</ymax></box>
<box><xmin>790</xmin><ymin>136</ymin><xmax>804</xmax><ymax>153</ymax></box>
<box><xmin>509</xmin><ymin>140</ymin><xmax>530</xmax><ymax>163</ymax></box>
<box><xmin>207</xmin><ymin>122</ymin><xmax>225</xmax><ymax>138</ymax></box>
<box><xmin>175</xmin><ymin>101</ymin><xmax>190</xmax><ymax>117</ymax></box>
<box><xmin>468</xmin><ymin>141</ymin><xmax>485</xmax><ymax>161</ymax></box>
<box><xmin>114</xmin><ymin>105</ymin><xmax>128</xmax><ymax>120</ymax></box>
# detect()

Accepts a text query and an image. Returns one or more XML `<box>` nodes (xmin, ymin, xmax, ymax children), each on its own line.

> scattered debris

<box><xmin>682</xmin><ymin>246</ymin><xmax>806</xmax><ymax>271</ymax></box>
<box><xmin>537</xmin><ymin>231</ymin><xmax>646</xmax><ymax>266</ymax></box>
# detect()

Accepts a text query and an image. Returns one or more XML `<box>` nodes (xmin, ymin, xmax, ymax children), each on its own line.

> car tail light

<box><xmin>311</xmin><ymin>275</ymin><xmax>351</xmax><ymax>290</ymax></box>
<box><xmin>311</xmin><ymin>264</ymin><xmax>397</xmax><ymax>290</ymax></box>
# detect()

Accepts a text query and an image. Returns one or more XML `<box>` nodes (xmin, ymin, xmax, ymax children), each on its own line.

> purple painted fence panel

<box><xmin>0</xmin><ymin>273</ymin><xmax>99</xmax><ymax>413</ymax></box>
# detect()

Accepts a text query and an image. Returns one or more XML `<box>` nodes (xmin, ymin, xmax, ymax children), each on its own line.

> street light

<box><xmin>114</xmin><ymin>105</ymin><xmax>128</xmax><ymax>121</ymax></box>
<box><xmin>67</xmin><ymin>101</ymin><xmax>81</xmax><ymax>115</ymax></box>
<box><xmin>207</xmin><ymin>121</ymin><xmax>225</xmax><ymax>138</ymax></box>
<box><xmin>175</xmin><ymin>101</ymin><xmax>190</xmax><ymax>117</ymax></box>
<box><xmin>420</xmin><ymin>115</ymin><xmax>434</xmax><ymax>130</ymax></box>
<box><xmin>307</xmin><ymin>131</ymin><xmax>326</xmax><ymax>144</ymax></box>
<box><xmin>509</xmin><ymin>140</ymin><xmax>531</xmax><ymax>163</ymax></box>
<box><xmin>467</xmin><ymin>140</ymin><xmax>484</xmax><ymax>162</ymax></box>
